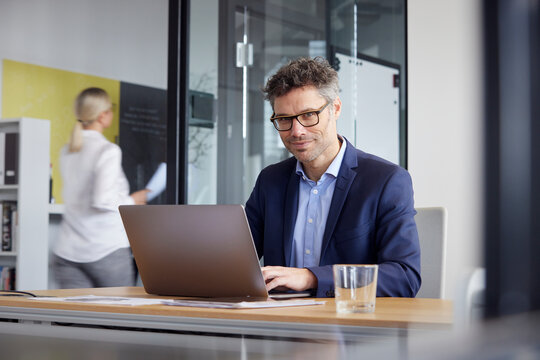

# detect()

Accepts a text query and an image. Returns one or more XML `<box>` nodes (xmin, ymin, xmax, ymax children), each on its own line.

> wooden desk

<box><xmin>0</xmin><ymin>287</ymin><xmax>452</xmax><ymax>342</ymax></box>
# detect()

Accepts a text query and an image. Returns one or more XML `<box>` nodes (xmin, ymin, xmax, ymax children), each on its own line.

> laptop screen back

<box><xmin>119</xmin><ymin>204</ymin><xmax>268</xmax><ymax>298</ymax></box>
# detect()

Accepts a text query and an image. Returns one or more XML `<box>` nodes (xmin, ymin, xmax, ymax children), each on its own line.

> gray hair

<box><xmin>262</xmin><ymin>57</ymin><xmax>340</xmax><ymax>108</ymax></box>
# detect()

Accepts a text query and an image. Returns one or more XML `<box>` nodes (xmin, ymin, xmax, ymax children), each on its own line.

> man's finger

<box><xmin>265</xmin><ymin>276</ymin><xmax>288</xmax><ymax>291</ymax></box>
<box><xmin>261</xmin><ymin>267</ymin><xmax>286</xmax><ymax>280</ymax></box>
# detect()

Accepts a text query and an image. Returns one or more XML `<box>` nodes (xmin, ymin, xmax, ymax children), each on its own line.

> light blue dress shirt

<box><xmin>291</xmin><ymin>138</ymin><xmax>347</xmax><ymax>268</ymax></box>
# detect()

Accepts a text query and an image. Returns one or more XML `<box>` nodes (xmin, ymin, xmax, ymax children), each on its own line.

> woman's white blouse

<box><xmin>53</xmin><ymin>130</ymin><xmax>135</xmax><ymax>262</ymax></box>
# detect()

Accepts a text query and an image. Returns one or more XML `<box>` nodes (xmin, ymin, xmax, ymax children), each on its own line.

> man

<box><xmin>245</xmin><ymin>57</ymin><xmax>421</xmax><ymax>297</ymax></box>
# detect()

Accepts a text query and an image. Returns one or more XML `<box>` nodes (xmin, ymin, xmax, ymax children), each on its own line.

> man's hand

<box><xmin>261</xmin><ymin>266</ymin><xmax>317</xmax><ymax>292</ymax></box>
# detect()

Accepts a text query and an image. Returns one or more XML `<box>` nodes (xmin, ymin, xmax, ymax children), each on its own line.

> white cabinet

<box><xmin>0</xmin><ymin>118</ymin><xmax>50</xmax><ymax>290</ymax></box>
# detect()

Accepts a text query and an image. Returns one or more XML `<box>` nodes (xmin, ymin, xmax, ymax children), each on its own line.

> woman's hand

<box><xmin>130</xmin><ymin>189</ymin><xmax>150</xmax><ymax>205</ymax></box>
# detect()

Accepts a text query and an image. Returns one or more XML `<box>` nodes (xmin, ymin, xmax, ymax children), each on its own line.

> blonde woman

<box><xmin>53</xmin><ymin>87</ymin><xmax>149</xmax><ymax>288</ymax></box>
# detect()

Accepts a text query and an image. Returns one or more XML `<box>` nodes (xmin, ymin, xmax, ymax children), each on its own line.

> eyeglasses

<box><xmin>270</xmin><ymin>102</ymin><xmax>330</xmax><ymax>131</ymax></box>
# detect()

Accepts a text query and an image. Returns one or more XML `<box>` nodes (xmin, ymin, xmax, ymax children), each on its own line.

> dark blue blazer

<box><xmin>245</xmin><ymin>140</ymin><xmax>421</xmax><ymax>297</ymax></box>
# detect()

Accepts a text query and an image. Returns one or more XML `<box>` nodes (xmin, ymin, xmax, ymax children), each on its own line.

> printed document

<box><xmin>161</xmin><ymin>298</ymin><xmax>325</xmax><ymax>309</ymax></box>
<box><xmin>30</xmin><ymin>295</ymin><xmax>324</xmax><ymax>309</ymax></box>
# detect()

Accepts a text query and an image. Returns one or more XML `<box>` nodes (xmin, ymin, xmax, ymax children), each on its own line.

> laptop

<box><xmin>119</xmin><ymin>204</ymin><xmax>310</xmax><ymax>300</ymax></box>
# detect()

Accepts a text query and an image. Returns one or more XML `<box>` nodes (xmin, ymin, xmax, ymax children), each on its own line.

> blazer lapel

<box><xmin>283</xmin><ymin>170</ymin><xmax>300</xmax><ymax>266</ymax></box>
<box><xmin>320</xmin><ymin>144</ymin><xmax>358</xmax><ymax>260</ymax></box>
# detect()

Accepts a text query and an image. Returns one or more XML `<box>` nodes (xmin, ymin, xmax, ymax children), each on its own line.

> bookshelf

<box><xmin>0</xmin><ymin>118</ymin><xmax>50</xmax><ymax>290</ymax></box>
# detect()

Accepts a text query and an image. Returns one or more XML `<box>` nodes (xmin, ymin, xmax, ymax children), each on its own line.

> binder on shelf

<box><xmin>4</xmin><ymin>133</ymin><xmax>19</xmax><ymax>185</ymax></box>
<box><xmin>1</xmin><ymin>201</ymin><xmax>17</xmax><ymax>252</ymax></box>
<box><xmin>10</xmin><ymin>208</ymin><xmax>17</xmax><ymax>253</ymax></box>
<box><xmin>0</xmin><ymin>266</ymin><xmax>15</xmax><ymax>290</ymax></box>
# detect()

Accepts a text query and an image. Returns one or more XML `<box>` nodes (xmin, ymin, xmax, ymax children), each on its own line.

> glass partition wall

<box><xmin>0</xmin><ymin>1</ymin><xmax>170</xmax><ymax>204</ymax></box>
<box><xmin>0</xmin><ymin>1</ymin><xmax>169</xmax><ymax>290</ymax></box>
<box><xmin>186</xmin><ymin>0</ymin><xmax>407</xmax><ymax>205</ymax></box>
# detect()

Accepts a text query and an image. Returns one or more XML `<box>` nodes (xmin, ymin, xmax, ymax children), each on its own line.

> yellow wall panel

<box><xmin>2</xmin><ymin>59</ymin><xmax>120</xmax><ymax>204</ymax></box>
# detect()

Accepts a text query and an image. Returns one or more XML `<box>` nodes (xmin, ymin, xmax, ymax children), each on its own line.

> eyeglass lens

<box><xmin>273</xmin><ymin>111</ymin><xmax>319</xmax><ymax>131</ymax></box>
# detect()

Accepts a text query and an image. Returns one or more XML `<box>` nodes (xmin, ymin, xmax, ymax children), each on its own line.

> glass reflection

<box><xmin>188</xmin><ymin>0</ymin><xmax>406</xmax><ymax>205</ymax></box>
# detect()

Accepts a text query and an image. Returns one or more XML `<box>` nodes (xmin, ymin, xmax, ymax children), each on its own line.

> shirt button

<box><xmin>313</xmin><ymin>189</ymin><xmax>318</xmax><ymax>195</ymax></box>
<box><xmin>305</xmin><ymin>249</ymin><xmax>311</xmax><ymax>255</ymax></box>
<box><xmin>308</xmin><ymin>218</ymin><xmax>313</xmax><ymax>224</ymax></box>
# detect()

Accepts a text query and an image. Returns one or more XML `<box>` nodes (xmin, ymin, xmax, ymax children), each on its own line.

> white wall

<box><xmin>0</xmin><ymin>0</ymin><xmax>168</xmax><ymax>113</ymax></box>
<box><xmin>408</xmin><ymin>0</ymin><xmax>484</xmax><ymax>299</ymax></box>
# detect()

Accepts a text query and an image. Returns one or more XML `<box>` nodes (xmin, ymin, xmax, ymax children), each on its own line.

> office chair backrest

<box><xmin>414</xmin><ymin>207</ymin><xmax>448</xmax><ymax>298</ymax></box>
<box><xmin>454</xmin><ymin>267</ymin><xmax>486</xmax><ymax>328</ymax></box>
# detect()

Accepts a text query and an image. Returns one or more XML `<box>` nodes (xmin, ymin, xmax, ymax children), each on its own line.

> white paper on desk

<box><xmin>145</xmin><ymin>162</ymin><xmax>167</xmax><ymax>201</ymax></box>
<box><xmin>161</xmin><ymin>299</ymin><xmax>325</xmax><ymax>309</ymax></box>
<box><xmin>30</xmin><ymin>295</ymin><xmax>169</xmax><ymax>306</ymax></box>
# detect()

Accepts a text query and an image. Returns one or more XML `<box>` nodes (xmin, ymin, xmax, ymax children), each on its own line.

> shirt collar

<box><xmin>295</xmin><ymin>136</ymin><xmax>347</xmax><ymax>180</ymax></box>
<box><xmin>82</xmin><ymin>129</ymin><xmax>106</xmax><ymax>139</ymax></box>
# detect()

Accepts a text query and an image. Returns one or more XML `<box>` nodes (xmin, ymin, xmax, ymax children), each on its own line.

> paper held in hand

<box><xmin>145</xmin><ymin>162</ymin><xmax>167</xmax><ymax>201</ymax></box>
